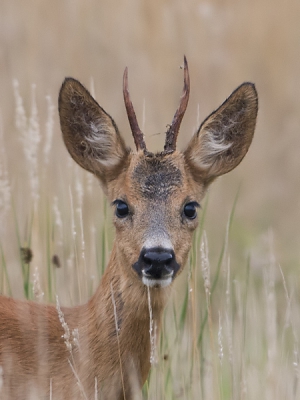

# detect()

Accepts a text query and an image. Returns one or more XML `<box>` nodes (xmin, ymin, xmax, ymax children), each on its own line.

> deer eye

<box><xmin>183</xmin><ymin>202</ymin><xmax>199</xmax><ymax>220</ymax></box>
<box><xmin>114</xmin><ymin>200</ymin><xmax>129</xmax><ymax>218</ymax></box>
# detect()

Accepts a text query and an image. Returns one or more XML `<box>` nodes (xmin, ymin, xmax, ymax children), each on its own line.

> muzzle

<box><xmin>133</xmin><ymin>247</ymin><xmax>180</xmax><ymax>288</ymax></box>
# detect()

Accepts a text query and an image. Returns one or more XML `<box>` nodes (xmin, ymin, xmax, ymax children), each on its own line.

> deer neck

<box><xmin>82</xmin><ymin>243</ymin><xmax>171</xmax><ymax>384</ymax></box>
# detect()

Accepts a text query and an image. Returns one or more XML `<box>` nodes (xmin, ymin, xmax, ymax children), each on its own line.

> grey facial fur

<box><xmin>132</xmin><ymin>156</ymin><xmax>182</xmax><ymax>200</ymax></box>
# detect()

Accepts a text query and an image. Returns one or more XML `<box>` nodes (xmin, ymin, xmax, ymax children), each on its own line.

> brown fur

<box><xmin>0</xmin><ymin>68</ymin><xmax>258</xmax><ymax>399</ymax></box>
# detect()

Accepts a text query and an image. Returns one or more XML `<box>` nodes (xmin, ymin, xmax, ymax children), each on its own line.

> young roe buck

<box><xmin>0</xmin><ymin>57</ymin><xmax>258</xmax><ymax>399</ymax></box>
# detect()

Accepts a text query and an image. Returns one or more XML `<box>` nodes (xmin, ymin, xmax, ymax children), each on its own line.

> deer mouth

<box><xmin>141</xmin><ymin>269</ymin><xmax>174</xmax><ymax>288</ymax></box>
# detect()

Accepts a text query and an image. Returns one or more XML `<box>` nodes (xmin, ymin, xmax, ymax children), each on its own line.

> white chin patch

<box><xmin>142</xmin><ymin>276</ymin><xmax>173</xmax><ymax>288</ymax></box>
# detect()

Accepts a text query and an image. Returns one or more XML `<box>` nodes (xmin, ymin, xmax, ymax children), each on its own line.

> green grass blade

<box><xmin>0</xmin><ymin>242</ymin><xmax>12</xmax><ymax>296</ymax></box>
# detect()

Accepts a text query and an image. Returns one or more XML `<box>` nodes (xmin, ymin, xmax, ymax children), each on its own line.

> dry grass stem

<box><xmin>43</xmin><ymin>95</ymin><xmax>55</xmax><ymax>165</ymax></box>
<box><xmin>32</xmin><ymin>266</ymin><xmax>44</xmax><ymax>302</ymax></box>
<box><xmin>147</xmin><ymin>286</ymin><xmax>157</xmax><ymax>366</ymax></box>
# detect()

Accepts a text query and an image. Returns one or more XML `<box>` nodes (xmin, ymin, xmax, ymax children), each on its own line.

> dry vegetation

<box><xmin>0</xmin><ymin>0</ymin><xmax>300</xmax><ymax>399</ymax></box>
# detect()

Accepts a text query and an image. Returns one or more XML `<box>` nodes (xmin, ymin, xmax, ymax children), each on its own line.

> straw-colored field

<box><xmin>0</xmin><ymin>1</ymin><xmax>299</xmax><ymax>398</ymax></box>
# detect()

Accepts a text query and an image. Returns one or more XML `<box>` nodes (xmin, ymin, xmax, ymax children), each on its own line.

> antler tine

<box><xmin>123</xmin><ymin>67</ymin><xmax>146</xmax><ymax>151</ymax></box>
<box><xmin>164</xmin><ymin>56</ymin><xmax>190</xmax><ymax>153</ymax></box>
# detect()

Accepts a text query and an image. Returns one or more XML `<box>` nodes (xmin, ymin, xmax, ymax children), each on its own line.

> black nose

<box><xmin>143</xmin><ymin>250</ymin><xmax>173</xmax><ymax>267</ymax></box>
<box><xmin>133</xmin><ymin>247</ymin><xmax>180</xmax><ymax>282</ymax></box>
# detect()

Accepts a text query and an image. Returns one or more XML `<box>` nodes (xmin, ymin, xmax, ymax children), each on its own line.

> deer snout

<box><xmin>133</xmin><ymin>247</ymin><xmax>180</xmax><ymax>288</ymax></box>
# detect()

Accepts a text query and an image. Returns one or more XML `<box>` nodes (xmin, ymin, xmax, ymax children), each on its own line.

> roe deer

<box><xmin>0</xmin><ymin>57</ymin><xmax>258</xmax><ymax>399</ymax></box>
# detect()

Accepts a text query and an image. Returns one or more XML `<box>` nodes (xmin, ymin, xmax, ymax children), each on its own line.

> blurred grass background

<box><xmin>1</xmin><ymin>0</ymin><xmax>299</xmax><ymax>289</ymax></box>
<box><xmin>0</xmin><ymin>0</ymin><xmax>299</xmax><ymax>398</ymax></box>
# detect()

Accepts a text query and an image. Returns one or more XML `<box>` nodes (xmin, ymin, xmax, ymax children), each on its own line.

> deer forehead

<box><xmin>132</xmin><ymin>156</ymin><xmax>182</xmax><ymax>199</ymax></box>
<box><xmin>113</xmin><ymin>151</ymin><xmax>197</xmax><ymax>205</ymax></box>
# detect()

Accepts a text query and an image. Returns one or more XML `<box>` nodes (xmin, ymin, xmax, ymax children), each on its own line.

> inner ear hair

<box><xmin>58</xmin><ymin>77</ymin><xmax>129</xmax><ymax>178</ymax></box>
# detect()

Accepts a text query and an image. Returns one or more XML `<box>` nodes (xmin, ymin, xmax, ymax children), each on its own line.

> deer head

<box><xmin>58</xmin><ymin>57</ymin><xmax>258</xmax><ymax>289</ymax></box>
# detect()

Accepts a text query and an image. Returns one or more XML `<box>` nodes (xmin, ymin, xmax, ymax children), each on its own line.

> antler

<box><xmin>123</xmin><ymin>68</ymin><xmax>146</xmax><ymax>151</ymax></box>
<box><xmin>164</xmin><ymin>56</ymin><xmax>190</xmax><ymax>153</ymax></box>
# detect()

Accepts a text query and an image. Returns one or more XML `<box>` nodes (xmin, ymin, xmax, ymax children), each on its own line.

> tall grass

<box><xmin>145</xmin><ymin>225</ymin><xmax>299</xmax><ymax>399</ymax></box>
<box><xmin>0</xmin><ymin>82</ymin><xmax>299</xmax><ymax>399</ymax></box>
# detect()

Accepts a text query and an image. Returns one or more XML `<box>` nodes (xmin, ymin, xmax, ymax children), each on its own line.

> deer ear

<box><xmin>184</xmin><ymin>83</ymin><xmax>258</xmax><ymax>183</ymax></box>
<box><xmin>58</xmin><ymin>78</ymin><xmax>129</xmax><ymax>184</ymax></box>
